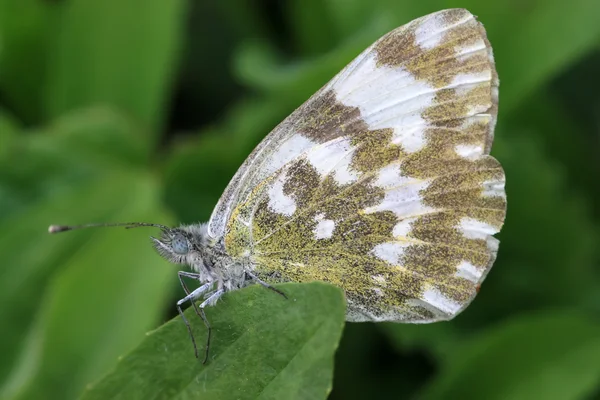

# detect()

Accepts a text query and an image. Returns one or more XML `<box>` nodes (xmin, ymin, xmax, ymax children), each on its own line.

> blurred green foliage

<box><xmin>1</xmin><ymin>0</ymin><xmax>599</xmax><ymax>399</ymax></box>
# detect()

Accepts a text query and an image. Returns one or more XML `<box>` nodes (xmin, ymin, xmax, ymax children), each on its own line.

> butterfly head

<box><xmin>151</xmin><ymin>227</ymin><xmax>196</xmax><ymax>264</ymax></box>
<box><xmin>48</xmin><ymin>221</ymin><xmax>210</xmax><ymax>267</ymax></box>
<box><xmin>150</xmin><ymin>223</ymin><xmax>214</xmax><ymax>273</ymax></box>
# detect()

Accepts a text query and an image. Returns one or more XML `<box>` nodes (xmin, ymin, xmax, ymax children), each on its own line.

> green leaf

<box><xmin>44</xmin><ymin>0</ymin><xmax>186</xmax><ymax>130</ymax></box>
<box><xmin>420</xmin><ymin>311</ymin><xmax>600</xmax><ymax>400</ymax></box>
<box><xmin>79</xmin><ymin>282</ymin><xmax>346</xmax><ymax>400</ymax></box>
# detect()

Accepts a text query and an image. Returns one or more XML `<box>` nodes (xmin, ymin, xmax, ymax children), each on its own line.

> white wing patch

<box><xmin>422</xmin><ymin>286</ymin><xmax>463</xmax><ymax>315</ymax></box>
<box><xmin>372</xmin><ymin>274</ymin><xmax>387</xmax><ymax>285</ymax></box>
<box><xmin>333</xmin><ymin>52</ymin><xmax>434</xmax><ymax>150</ymax></box>
<box><xmin>329</xmin><ymin>152</ymin><xmax>360</xmax><ymax>184</ymax></box>
<box><xmin>371</xmin><ymin>242</ymin><xmax>408</xmax><ymax>265</ymax></box>
<box><xmin>392</xmin><ymin>217</ymin><xmax>417</xmax><ymax>237</ymax></box>
<box><xmin>364</xmin><ymin>180</ymin><xmax>434</xmax><ymax>217</ymax></box>
<box><xmin>455</xmin><ymin>260</ymin><xmax>483</xmax><ymax>283</ymax></box>
<box><xmin>459</xmin><ymin>217</ymin><xmax>498</xmax><ymax>240</ymax></box>
<box><xmin>482</xmin><ymin>179</ymin><xmax>506</xmax><ymax>198</ymax></box>
<box><xmin>266</xmin><ymin>134</ymin><xmax>316</xmax><ymax>177</ymax></box>
<box><xmin>305</xmin><ymin>138</ymin><xmax>358</xmax><ymax>184</ymax></box>
<box><xmin>451</xmin><ymin>71</ymin><xmax>492</xmax><ymax>89</ymax></box>
<box><xmin>414</xmin><ymin>11</ymin><xmax>449</xmax><ymax>49</ymax></box>
<box><xmin>372</xmin><ymin>164</ymin><xmax>409</xmax><ymax>189</ymax></box>
<box><xmin>391</xmin><ymin>126</ymin><xmax>427</xmax><ymax>153</ymax></box>
<box><xmin>267</xmin><ymin>173</ymin><xmax>296</xmax><ymax>216</ymax></box>
<box><xmin>313</xmin><ymin>214</ymin><xmax>336</xmax><ymax>239</ymax></box>
<box><xmin>455</xmin><ymin>143</ymin><xmax>484</xmax><ymax>159</ymax></box>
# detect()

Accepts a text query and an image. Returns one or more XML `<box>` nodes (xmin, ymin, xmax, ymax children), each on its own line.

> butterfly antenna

<box><xmin>48</xmin><ymin>222</ymin><xmax>170</xmax><ymax>234</ymax></box>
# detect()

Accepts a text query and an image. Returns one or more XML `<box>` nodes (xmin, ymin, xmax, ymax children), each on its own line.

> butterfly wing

<box><xmin>210</xmin><ymin>8</ymin><xmax>506</xmax><ymax>322</ymax></box>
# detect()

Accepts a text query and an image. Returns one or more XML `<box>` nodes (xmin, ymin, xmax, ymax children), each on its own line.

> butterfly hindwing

<box><xmin>212</xmin><ymin>9</ymin><xmax>506</xmax><ymax>322</ymax></box>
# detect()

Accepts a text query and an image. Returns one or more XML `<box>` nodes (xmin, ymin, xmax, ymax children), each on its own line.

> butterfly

<box><xmin>50</xmin><ymin>8</ymin><xmax>506</xmax><ymax>363</ymax></box>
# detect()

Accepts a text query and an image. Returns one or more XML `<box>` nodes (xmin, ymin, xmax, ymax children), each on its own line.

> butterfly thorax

<box><xmin>153</xmin><ymin>222</ymin><xmax>249</xmax><ymax>291</ymax></box>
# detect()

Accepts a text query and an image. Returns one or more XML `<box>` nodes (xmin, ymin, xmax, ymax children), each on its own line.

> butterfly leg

<box><xmin>176</xmin><ymin>281</ymin><xmax>212</xmax><ymax>360</ymax></box>
<box><xmin>246</xmin><ymin>271</ymin><xmax>287</xmax><ymax>299</ymax></box>
<box><xmin>198</xmin><ymin>289</ymin><xmax>225</xmax><ymax>364</ymax></box>
<box><xmin>177</xmin><ymin>271</ymin><xmax>205</xmax><ymax>318</ymax></box>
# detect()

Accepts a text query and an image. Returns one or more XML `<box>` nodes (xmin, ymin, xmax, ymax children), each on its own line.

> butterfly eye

<box><xmin>171</xmin><ymin>233</ymin><xmax>189</xmax><ymax>255</ymax></box>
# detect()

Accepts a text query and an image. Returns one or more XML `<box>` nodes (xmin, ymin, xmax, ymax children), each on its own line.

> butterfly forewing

<box><xmin>211</xmin><ymin>9</ymin><xmax>506</xmax><ymax>322</ymax></box>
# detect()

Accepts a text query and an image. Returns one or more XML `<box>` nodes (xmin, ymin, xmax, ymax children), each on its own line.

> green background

<box><xmin>1</xmin><ymin>0</ymin><xmax>600</xmax><ymax>399</ymax></box>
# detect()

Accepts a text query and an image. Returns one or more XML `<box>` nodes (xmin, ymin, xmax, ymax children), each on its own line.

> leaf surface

<box><xmin>80</xmin><ymin>282</ymin><xmax>346</xmax><ymax>400</ymax></box>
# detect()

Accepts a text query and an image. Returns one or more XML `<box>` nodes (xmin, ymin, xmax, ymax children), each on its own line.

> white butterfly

<box><xmin>50</xmin><ymin>8</ymin><xmax>506</xmax><ymax>362</ymax></box>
